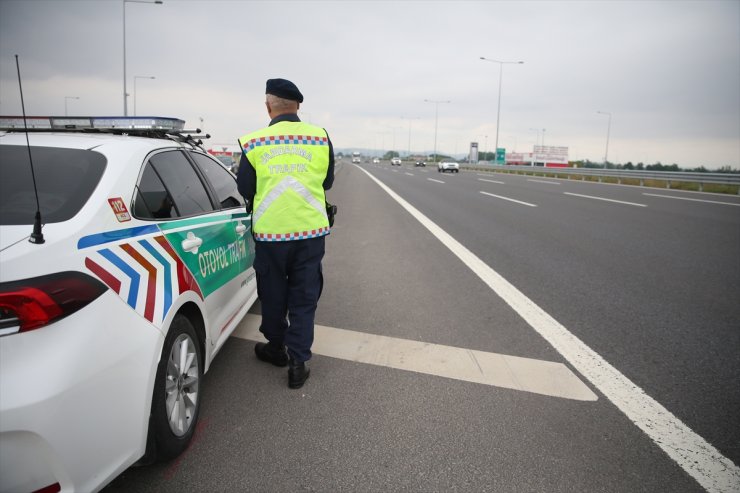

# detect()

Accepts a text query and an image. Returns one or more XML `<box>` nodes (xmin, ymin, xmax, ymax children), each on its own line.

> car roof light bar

<box><xmin>0</xmin><ymin>116</ymin><xmax>186</xmax><ymax>132</ymax></box>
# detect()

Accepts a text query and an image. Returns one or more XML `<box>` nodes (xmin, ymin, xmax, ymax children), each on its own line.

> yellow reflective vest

<box><xmin>238</xmin><ymin>121</ymin><xmax>330</xmax><ymax>241</ymax></box>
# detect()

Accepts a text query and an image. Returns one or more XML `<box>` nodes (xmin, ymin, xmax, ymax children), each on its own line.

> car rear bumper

<box><xmin>0</xmin><ymin>292</ymin><xmax>162</xmax><ymax>493</ymax></box>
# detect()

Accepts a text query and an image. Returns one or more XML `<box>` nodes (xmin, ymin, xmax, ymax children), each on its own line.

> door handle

<box><xmin>181</xmin><ymin>232</ymin><xmax>203</xmax><ymax>254</ymax></box>
<box><xmin>235</xmin><ymin>222</ymin><xmax>247</xmax><ymax>236</ymax></box>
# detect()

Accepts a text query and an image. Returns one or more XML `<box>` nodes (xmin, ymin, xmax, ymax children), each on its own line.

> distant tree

<box><xmin>717</xmin><ymin>165</ymin><xmax>739</xmax><ymax>173</ymax></box>
<box><xmin>623</xmin><ymin>162</ymin><xmax>634</xmax><ymax>170</ymax></box>
<box><xmin>383</xmin><ymin>151</ymin><xmax>399</xmax><ymax>160</ymax></box>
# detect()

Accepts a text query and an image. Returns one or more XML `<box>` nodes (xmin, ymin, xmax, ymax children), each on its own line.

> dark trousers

<box><xmin>253</xmin><ymin>236</ymin><xmax>325</xmax><ymax>363</ymax></box>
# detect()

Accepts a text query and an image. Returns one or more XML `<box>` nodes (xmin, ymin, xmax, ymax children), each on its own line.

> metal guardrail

<box><xmin>464</xmin><ymin>163</ymin><xmax>740</xmax><ymax>193</ymax></box>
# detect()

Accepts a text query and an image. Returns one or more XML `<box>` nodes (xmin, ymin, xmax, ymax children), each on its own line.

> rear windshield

<box><xmin>0</xmin><ymin>145</ymin><xmax>107</xmax><ymax>225</ymax></box>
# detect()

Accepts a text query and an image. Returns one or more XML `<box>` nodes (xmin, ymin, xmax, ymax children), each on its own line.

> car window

<box><xmin>188</xmin><ymin>151</ymin><xmax>245</xmax><ymax>210</ymax></box>
<box><xmin>144</xmin><ymin>150</ymin><xmax>214</xmax><ymax>218</ymax></box>
<box><xmin>0</xmin><ymin>145</ymin><xmax>106</xmax><ymax>225</ymax></box>
<box><xmin>134</xmin><ymin>163</ymin><xmax>177</xmax><ymax>219</ymax></box>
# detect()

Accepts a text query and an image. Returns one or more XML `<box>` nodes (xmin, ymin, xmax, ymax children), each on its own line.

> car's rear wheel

<box><xmin>149</xmin><ymin>314</ymin><xmax>202</xmax><ymax>461</ymax></box>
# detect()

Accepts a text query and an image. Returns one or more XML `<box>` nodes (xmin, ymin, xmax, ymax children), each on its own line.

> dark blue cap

<box><xmin>265</xmin><ymin>78</ymin><xmax>303</xmax><ymax>103</ymax></box>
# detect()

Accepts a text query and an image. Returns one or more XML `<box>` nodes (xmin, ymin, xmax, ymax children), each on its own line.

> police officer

<box><xmin>236</xmin><ymin>78</ymin><xmax>334</xmax><ymax>389</ymax></box>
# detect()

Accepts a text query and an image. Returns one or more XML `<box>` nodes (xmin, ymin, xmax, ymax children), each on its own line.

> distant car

<box><xmin>438</xmin><ymin>161</ymin><xmax>460</xmax><ymax>173</ymax></box>
<box><xmin>0</xmin><ymin>115</ymin><xmax>258</xmax><ymax>493</ymax></box>
<box><xmin>415</xmin><ymin>160</ymin><xmax>426</xmax><ymax>167</ymax></box>
<box><xmin>372</xmin><ymin>158</ymin><xmax>380</xmax><ymax>164</ymax></box>
<box><xmin>390</xmin><ymin>157</ymin><xmax>402</xmax><ymax>166</ymax></box>
<box><xmin>351</xmin><ymin>156</ymin><xmax>361</xmax><ymax>163</ymax></box>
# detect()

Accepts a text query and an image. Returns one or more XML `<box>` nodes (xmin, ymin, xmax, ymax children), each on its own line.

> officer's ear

<box><xmin>265</xmin><ymin>100</ymin><xmax>272</xmax><ymax>116</ymax></box>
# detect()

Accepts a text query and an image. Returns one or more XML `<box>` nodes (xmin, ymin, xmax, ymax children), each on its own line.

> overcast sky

<box><xmin>1</xmin><ymin>0</ymin><xmax>738</xmax><ymax>168</ymax></box>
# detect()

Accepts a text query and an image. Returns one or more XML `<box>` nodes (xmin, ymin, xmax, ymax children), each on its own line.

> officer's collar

<box><xmin>269</xmin><ymin>113</ymin><xmax>301</xmax><ymax>126</ymax></box>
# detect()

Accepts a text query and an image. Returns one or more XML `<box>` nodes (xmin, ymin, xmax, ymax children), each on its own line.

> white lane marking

<box><xmin>480</xmin><ymin>191</ymin><xmax>537</xmax><ymax>207</ymax></box>
<box><xmin>354</xmin><ymin>164</ymin><xmax>740</xmax><ymax>493</ymax></box>
<box><xmin>478</xmin><ymin>178</ymin><xmax>506</xmax><ymax>184</ymax></box>
<box><xmin>428</xmin><ymin>178</ymin><xmax>445</xmax><ymax>184</ymax></box>
<box><xmin>405</xmin><ymin>172</ymin><xmax>414</xmax><ymax>176</ymax></box>
<box><xmin>528</xmin><ymin>179</ymin><xmax>561</xmax><ymax>185</ymax></box>
<box><xmin>564</xmin><ymin>192</ymin><xmax>647</xmax><ymax>207</ymax></box>
<box><xmin>643</xmin><ymin>193</ymin><xmax>740</xmax><ymax>207</ymax></box>
<box><xmin>392</xmin><ymin>169</ymin><xmax>399</xmax><ymax>173</ymax></box>
<box><xmin>234</xmin><ymin>314</ymin><xmax>596</xmax><ymax>401</ymax></box>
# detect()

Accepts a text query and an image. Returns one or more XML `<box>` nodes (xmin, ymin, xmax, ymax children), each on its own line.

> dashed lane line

<box><xmin>480</xmin><ymin>191</ymin><xmax>537</xmax><ymax>207</ymax></box>
<box><xmin>427</xmin><ymin>178</ymin><xmax>445</xmax><ymax>184</ymax></box>
<box><xmin>643</xmin><ymin>193</ymin><xmax>740</xmax><ymax>207</ymax></box>
<box><xmin>234</xmin><ymin>314</ymin><xmax>597</xmax><ymax>401</ymax></box>
<box><xmin>528</xmin><ymin>179</ymin><xmax>561</xmax><ymax>185</ymax></box>
<box><xmin>478</xmin><ymin>178</ymin><xmax>506</xmax><ymax>184</ymax></box>
<box><xmin>564</xmin><ymin>192</ymin><xmax>647</xmax><ymax>207</ymax></box>
<box><xmin>353</xmin><ymin>163</ymin><xmax>740</xmax><ymax>493</ymax></box>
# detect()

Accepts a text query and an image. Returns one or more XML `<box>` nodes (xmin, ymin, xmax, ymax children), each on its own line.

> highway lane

<box><xmin>363</xmin><ymin>162</ymin><xmax>740</xmax><ymax>469</ymax></box>
<box><xmin>105</xmin><ymin>161</ymin><xmax>735</xmax><ymax>492</ymax></box>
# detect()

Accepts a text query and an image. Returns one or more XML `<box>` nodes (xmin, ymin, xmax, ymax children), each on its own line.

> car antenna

<box><xmin>15</xmin><ymin>54</ymin><xmax>44</xmax><ymax>244</ymax></box>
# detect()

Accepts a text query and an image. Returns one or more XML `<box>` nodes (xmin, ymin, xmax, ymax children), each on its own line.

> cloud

<box><xmin>1</xmin><ymin>0</ymin><xmax>738</xmax><ymax>167</ymax></box>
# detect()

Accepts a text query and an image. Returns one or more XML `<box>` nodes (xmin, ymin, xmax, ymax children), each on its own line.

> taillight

<box><xmin>0</xmin><ymin>272</ymin><xmax>107</xmax><ymax>335</ymax></box>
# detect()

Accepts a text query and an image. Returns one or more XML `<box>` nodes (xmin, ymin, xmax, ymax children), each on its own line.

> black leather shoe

<box><xmin>254</xmin><ymin>342</ymin><xmax>288</xmax><ymax>367</ymax></box>
<box><xmin>288</xmin><ymin>361</ymin><xmax>310</xmax><ymax>389</ymax></box>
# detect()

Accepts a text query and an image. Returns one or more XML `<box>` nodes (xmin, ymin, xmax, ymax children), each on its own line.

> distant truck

<box><xmin>351</xmin><ymin>151</ymin><xmax>361</xmax><ymax>164</ymax></box>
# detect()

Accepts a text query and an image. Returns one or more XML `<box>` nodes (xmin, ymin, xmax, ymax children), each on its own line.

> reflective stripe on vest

<box><xmin>253</xmin><ymin>175</ymin><xmax>327</xmax><ymax>225</ymax></box>
<box><xmin>239</xmin><ymin>121</ymin><xmax>330</xmax><ymax>241</ymax></box>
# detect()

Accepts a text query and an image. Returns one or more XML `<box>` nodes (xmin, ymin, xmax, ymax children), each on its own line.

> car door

<box><xmin>134</xmin><ymin>149</ymin><xmax>244</xmax><ymax>351</ymax></box>
<box><xmin>185</xmin><ymin>150</ymin><xmax>256</xmax><ymax>351</ymax></box>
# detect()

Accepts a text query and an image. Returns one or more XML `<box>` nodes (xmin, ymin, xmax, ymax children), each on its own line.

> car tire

<box><xmin>148</xmin><ymin>314</ymin><xmax>202</xmax><ymax>462</ymax></box>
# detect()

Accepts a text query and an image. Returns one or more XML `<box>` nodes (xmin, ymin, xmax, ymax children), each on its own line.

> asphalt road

<box><xmin>105</xmin><ymin>161</ymin><xmax>739</xmax><ymax>492</ymax></box>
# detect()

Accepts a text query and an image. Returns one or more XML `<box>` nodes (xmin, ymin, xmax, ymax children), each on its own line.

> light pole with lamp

<box><xmin>424</xmin><ymin>99</ymin><xmax>451</xmax><ymax>163</ymax></box>
<box><xmin>597</xmin><ymin>111</ymin><xmax>612</xmax><ymax>168</ymax></box>
<box><xmin>133</xmin><ymin>75</ymin><xmax>155</xmax><ymax>116</ymax></box>
<box><xmin>480</xmin><ymin>57</ymin><xmax>523</xmax><ymax>162</ymax></box>
<box><xmin>64</xmin><ymin>96</ymin><xmax>79</xmax><ymax>116</ymax></box>
<box><xmin>123</xmin><ymin>0</ymin><xmax>163</xmax><ymax>116</ymax></box>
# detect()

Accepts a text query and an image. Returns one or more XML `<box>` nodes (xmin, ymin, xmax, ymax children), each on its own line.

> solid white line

<box><xmin>353</xmin><ymin>164</ymin><xmax>740</xmax><ymax>493</ymax></box>
<box><xmin>478</xmin><ymin>178</ymin><xmax>506</xmax><ymax>184</ymax></box>
<box><xmin>528</xmin><ymin>179</ymin><xmax>561</xmax><ymax>185</ymax></box>
<box><xmin>234</xmin><ymin>314</ymin><xmax>596</xmax><ymax>401</ymax></box>
<box><xmin>405</xmin><ymin>172</ymin><xmax>414</xmax><ymax>176</ymax></box>
<box><xmin>564</xmin><ymin>192</ymin><xmax>647</xmax><ymax>207</ymax></box>
<box><xmin>480</xmin><ymin>191</ymin><xmax>537</xmax><ymax>207</ymax></box>
<box><xmin>428</xmin><ymin>178</ymin><xmax>445</xmax><ymax>184</ymax></box>
<box><xmin>643</xmin><ymin>193</ymin><xmax>740</xmax><ymax>207</ymax></box>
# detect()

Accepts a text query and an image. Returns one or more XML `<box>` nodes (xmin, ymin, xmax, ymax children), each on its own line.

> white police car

<box><xmin>0</xmin><ymin>116</ymin><xmax>257</xmax><ymax>492</ymax></box>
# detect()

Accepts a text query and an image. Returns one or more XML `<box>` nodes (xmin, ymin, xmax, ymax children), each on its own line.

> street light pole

<box><xmin>401</xmin><ymin>116</ymin><xmax>420</xmax><ymax>159</ymax></box>
<box><xmin>597</xmin><ymin>111</ymin><xmax>612</xmax><ymax>168</ymax></box>
<box><xmin>123</xmin><ymin>0</ymin><xmax>163</xmax><ymax>116</ymax></box>
<box><xmin>480</xmin><ymin>57</ymin><xmax>523</xmax><ymax>161</ymax></box>
<box><xmin>133</xmin><ymin>75</ymin><xmax>155</xmax><ymax>116</ymax></box>
<box><xmin>64</xmin><ymin>96</ymin><xmax>79</xmax><ymax>116</ymax></box>
<box><xmin>424</xmin><ymin>99</ymin><xmax>451</xmax><ymax>163</ymax></box>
